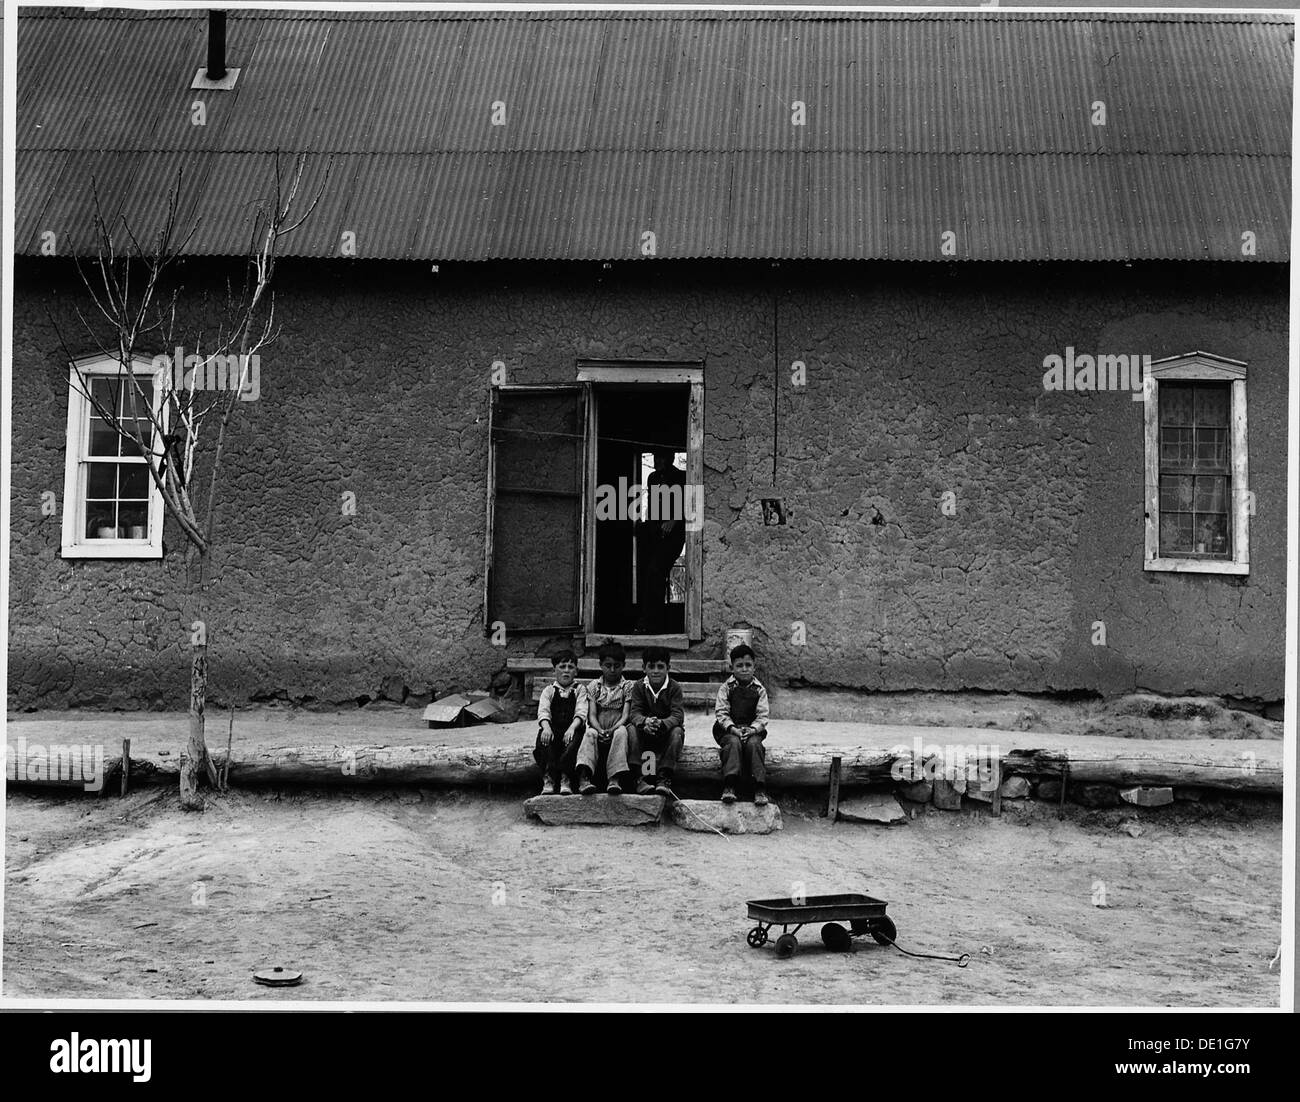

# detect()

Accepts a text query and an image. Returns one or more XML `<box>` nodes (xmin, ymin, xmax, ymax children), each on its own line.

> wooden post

<box><xmin>1058</xmin><ymin>760</ymin><xmax>1069</xmax><ymax>819</ymax></box>
<box><xmin>223</xmin><ymin>706</ymin><xmax>234</xmax><ymax>791</ymax></box>
<box><xmin>120</xmin><ymin>738</ymin><xmax>130</xmax><ymax>797</ymax></box>
<box><xmin>990</xmin><ymin>758</ymin><xmax>1002</xmax><ymax>817</ymax></box>
<box><xmin>826</xmin><ymin>755</ymin><xmax>842</xmax><ymax>820</ymax></box>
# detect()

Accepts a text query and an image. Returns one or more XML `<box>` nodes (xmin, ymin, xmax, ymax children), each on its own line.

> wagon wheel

<box><xmin>775</xmin><ymin>933</ymin><xmax>798</xmax><ymax>959</ymax></box>
<box><xmin>820</xmin><ymin>923</ymin><xmax>852</xmax><ymax>952</ymax></box>
<box><xmin>746</xmin><ymin>926</ymin><xmax>769</xmax><ymax>949</ymax></box>
<box><xmin>871</xmin><ymin>917</ymin><xmax>897</xmax><ymax>946</ymax></box>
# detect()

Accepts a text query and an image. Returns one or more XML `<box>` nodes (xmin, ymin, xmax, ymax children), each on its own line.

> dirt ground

<box><xmin>3</xmin><ymin>785</ymin><xmax>1282</xmax><ymax>1006</ymax></box>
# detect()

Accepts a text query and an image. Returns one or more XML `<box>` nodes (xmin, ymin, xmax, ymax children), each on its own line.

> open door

<box><xmin>576</xmin><ymin>362</ymin><xmax>704</xmax><ymax>643</ymax></box>
<box><xmin>485</xmin><ymin>386</ymin><xmax>587</xmax><ymax>632</ymax></box>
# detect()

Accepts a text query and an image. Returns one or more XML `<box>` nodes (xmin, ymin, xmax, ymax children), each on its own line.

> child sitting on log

<box><xmin>713</xmin><ymin>644</ymin><xmax>771</xmax><ymax>805</ymax></box>
<box><xmin>625</xmin><ymin>646</ymin><xmax>685</xmax><ymax>798</ymax></box>
<box><xmin>534</xmin><ymin>651</ymin><xmax>587</xmax><ymax>796</ymax></box>
<box><xmin>576</xmin><ymin>638</ymin><xmax>633</xmax><ymax>795</ymax></box>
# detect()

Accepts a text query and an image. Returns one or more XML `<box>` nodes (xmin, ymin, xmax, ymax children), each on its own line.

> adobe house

<box><xmin>7</xmin><ymin>8</ymin><xmax>1291</xmax><ymax>713</ymax></box>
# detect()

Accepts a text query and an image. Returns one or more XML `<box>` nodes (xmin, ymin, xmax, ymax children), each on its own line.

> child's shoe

<box><xmin>606</xmin><ymin>779</ymin><xmax>623</xmax><ymax>795</ymax></box>
<box><xmin>753</xmin><ymin>787</ymin><xmax>770</xmax><ymax>807</ymax></box>
<box><xmin>540</xmin><ymin>776</ymin><xmax>557</xmax><ymax>796</ymax></box>
<box><xmin>636</xmin><ymin>779</ymin><xmax>655</xmax><ymax>796</ymax></box>
<box><xmin>654</xmin><ymin>776</ymin><xmax>675</xmax><ymax>799</ymax></box>
<box><xmin>721</xmin><ymin>786</ymin><xmax>737</xmax><ymax>804</ymax></box>
<box><xmin>558</xmin><ymin>776</ymin><xmax>573</xmax><ymax>796</ymax></box>
<box><xmin>577</xmin><ymin>770</ymin><xmax>597</xmax><ymax>795</ymax></box>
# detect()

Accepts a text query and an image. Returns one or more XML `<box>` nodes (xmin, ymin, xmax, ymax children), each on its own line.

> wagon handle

<box><xmin>877</xmin><ymin>933</ymin><xmax>970</xmax><ymax>967</ymax></box>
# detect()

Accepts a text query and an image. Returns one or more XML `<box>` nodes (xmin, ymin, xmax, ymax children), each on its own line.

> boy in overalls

<box><xmin>534</xmin><ymin>651</ymin><xmax>587</xmax><ymax>795</ymax></box>
<box><xmin>712</xmin><ymin>644</ymin><xmax>771</xmax><ymax>805</ymax></box>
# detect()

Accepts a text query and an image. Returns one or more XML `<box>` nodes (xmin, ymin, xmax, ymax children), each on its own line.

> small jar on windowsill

<box><xmin>96</xmin><ymin>526</ymin><xmax>117</xmax><ymax>539</ymax></box>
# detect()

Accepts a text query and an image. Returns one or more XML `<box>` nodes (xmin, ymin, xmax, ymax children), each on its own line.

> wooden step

<box><xmin>508</xmin><ymin>656</ymin><xmax>728</xmax><ymax>677</ymax></box>
<box><xmin>529</xmin><ymin>680</ymin><xmax>722</xmax><ymax>707</ymax></box>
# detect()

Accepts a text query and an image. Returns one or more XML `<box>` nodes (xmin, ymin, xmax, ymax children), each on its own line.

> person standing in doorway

<box><xmin>635</xmin><ymin>448</ymin><xmax>687</xmax><ymax>632</ymax></box>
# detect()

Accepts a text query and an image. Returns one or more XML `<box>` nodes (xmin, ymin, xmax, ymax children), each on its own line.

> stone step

<box><xmin>524</xmin><ymin>793</ymin><xmax>665</xmax><ymax>825</ymax></box>
<box><xmin>668</xmin><ymin>798</ymin><xmax>782</xmax><ymax>834</ymax></box>
<box><xmin>836</xmin><ymin>793</ymin><xmax>906</xmax><ymax>824</ymax></box>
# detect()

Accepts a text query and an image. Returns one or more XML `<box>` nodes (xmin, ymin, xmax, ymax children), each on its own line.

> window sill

<box><xmin>61</xmin><ymin>542</ymin><xmax>162</xmax><ymax>560</ymax></box>
<box><xmin>584</xmin><ymin>633</ymin><xmax>692</xmax><ymax>650</ymax></box>
<box><xmin>1144</xmin><ymin>557</ymin><xmax>1248</xmax><ymax>576</ymax></box>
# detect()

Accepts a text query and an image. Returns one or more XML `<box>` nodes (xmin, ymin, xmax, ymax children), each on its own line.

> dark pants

<box><xmin>533</xmin><ymin>729</ymin><xmax>583</xmax><ymax>783</ymax></box>
<box><xmin>627</xmin><ymin>722</ymin><xmax>684</xmax><ymax>781</ymax></box>
<box><xmin>534</xmin><ymin>691</ymin><xmax>584</xmax><ymax>783</ymax></box>
<box><xmin>712</xmin><ymin>721</ymin><xmax>766</xmax><ymax>788</ymax></box>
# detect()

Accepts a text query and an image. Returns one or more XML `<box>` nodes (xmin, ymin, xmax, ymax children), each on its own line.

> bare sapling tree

<box><xmin>51</xmin><ymin>153</ymin><xmax>329</xmax><ymax>810</ymax></box>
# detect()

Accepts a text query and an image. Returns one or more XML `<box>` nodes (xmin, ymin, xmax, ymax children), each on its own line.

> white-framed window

<box><xmin>1143</xmin><ymin>351</ymin><xmax>1249</xmax><ymax>575</ymax></box>
<box><xmin>60</xmin><ymin>355</ymin><xmax>167</xmax><ymax>560</ymax></box>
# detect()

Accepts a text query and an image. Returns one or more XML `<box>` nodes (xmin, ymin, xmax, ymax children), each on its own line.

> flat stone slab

<box><xmin>837</xmin><ymin>793</ymin><xmax>906</xmax><ymax>824</ymax></box>
<box><xmin>524</xmin><ymin>794</ymin><xmax>664</xmax><ymax>825</ymax></box>
<box><xmin>669</xmin><ymin>799</ymin><xmax>782</xmax><ymax>834</ymax></box>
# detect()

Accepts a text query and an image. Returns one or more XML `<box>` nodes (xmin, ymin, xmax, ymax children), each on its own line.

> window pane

<box><xmin>88</xmin><ymin>419</ymin><xmax>120</xmax><ymax>457</ymax></box>
<box><xmin>1160</xmin><ymin>512</ymin><xmax>1194</xmax><ymax>554</ymax></box>
<box><xmin>1193</xmin><ymin>512</ymin><xmax>1230</xmax><ymax>555</ymax></box>
<box><xmin>86</xmin><ymin>462</ymin><xmax>117</xmax><ymax>499</ymax></box>
<box><xmin>85</xmin><ymin>503</ymin><xmax>118</xmax><ymax>539</ymax></box>
<box><xmin>118</xmin><ymin>502</ymin><xmax>148</xmax><ymax>537</ymax></box>
<box><xmin>1195</xmin><ymin>385</ymin><xmax>1229</xmax><ymax>426</ymax></box>
<box><xmin>1159</xmin><ymin>383</ymin><xmax>1194</xmax><ymax>425</ymax></box>
<box><xmin>1194</xmin><ymin>427</ymin><xmax>1227</xmax><ymax>468</ymax></box>
<box><xmin>1193</xmin><ymin>475</ymin><xmax>1227</xmax><ymax>512</ymax></box>
<box><xmin>121</xmin><ymin>384</ymin><xmax>150</xmax><ymax>420</ymax></box>
<box><xmin>119</xmin><ymin>464</ymin><xmax>150</xmax><ymax>499</ymax></box>
<box><xmin>1159</xmin><ymin>474</ymin><xmax>1195</xmax><ymax>512</ymax></box>
<box><xmin>89</xmin><ymin>378</ymin><xmax>121</xmax><ymax>414</ymax></box>
<box><xmin>120</xmin><ymin>418</ymin><xmax>154</xmax><ymax>456</ymax></box>
<box><xmin>1160</xmin><ymin>426</ymin><xmax>1192</xmax><ymax>465</ymax></box>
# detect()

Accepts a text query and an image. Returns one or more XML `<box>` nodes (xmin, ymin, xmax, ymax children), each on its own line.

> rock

<box><xmin>378</xmin><ymin>676</ymin><xmax>407</xmax><ymax>703</ymax></box>
<box><xmin>965</xmin><ymin>783</ymin><xmax>993</xmax><ymax>803</ymax></box>
<box><xmin>1120</xmin><ymin>786</ymin><xmax>1174</xmax><ymax>807</ymax></box>
<box><xmin>897</xmin><ymin>779</ymin><xmax>933</xmax><ymax>803</ymax></box>
<box><xmin>932</xmin><ymin>778</ymin><xmax>963</xmax><ymax>810</ymax></box>
<box><xmin>1073</xmin><ymin>783</ymin><xmax>1121</xmax><ymax>808</ymax></box>
<box><xmin>525</xmin><ymin>794</ymin><xmax>665</xmax><ymax>826</ymax></box>
<box><xmin>837</xmin><ymin>793</ymin><xmax>906</xmax><ymax>824</ymax></box>
<box><xmin>668</xmin><ymin>799</ymin><xmax>782</xmax><ymax>834</ymax></box>
<box><xmin>1035</xmin><ymin>780</ymin><xmax>1061</xmax><ymax>800</ymax></box>
<box><xmin>1174</xmin><ymin>787</ymin><xmax>1203</xmax><ymax>802</ymax></box>
<box><xmin>1121</xmin><ymin>820</ymin><xmax>1144</xmax><ymax>838</ymax></box>
<box><xmin>998</xmin><ymin>776</ymin><xmax>1031</xmax><ymax>799</ymax></box>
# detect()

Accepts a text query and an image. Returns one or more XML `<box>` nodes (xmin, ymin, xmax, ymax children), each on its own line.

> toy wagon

<box><xmin>745</xmin><ymin>892</ymin><xmax>897</xmax><ymax>958</ymax></box>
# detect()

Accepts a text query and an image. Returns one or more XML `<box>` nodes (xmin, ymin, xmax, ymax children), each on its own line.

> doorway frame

<box><xmin>576</xmin><ymin>360</ymin><xmax>705</xmax><ymax>645</ymax></box>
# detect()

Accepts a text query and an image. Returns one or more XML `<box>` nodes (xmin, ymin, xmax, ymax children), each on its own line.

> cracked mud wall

<box><xmin>7</xmin><ymin>259</ymin><xmax>1286</xmax><ymax>708</ymax></box>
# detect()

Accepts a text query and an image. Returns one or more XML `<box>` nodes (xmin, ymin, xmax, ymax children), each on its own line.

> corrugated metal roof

<box><xmin>15</xmin><ymin>8</ymin><xmax>1292</xmax><ymax>261</ymax></box>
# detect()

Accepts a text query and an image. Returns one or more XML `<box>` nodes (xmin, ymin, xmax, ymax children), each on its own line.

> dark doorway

<box><xmin>592</xmin><ymin>385</ymin><xmax>689</xmax><ymax>635</ymax></box>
